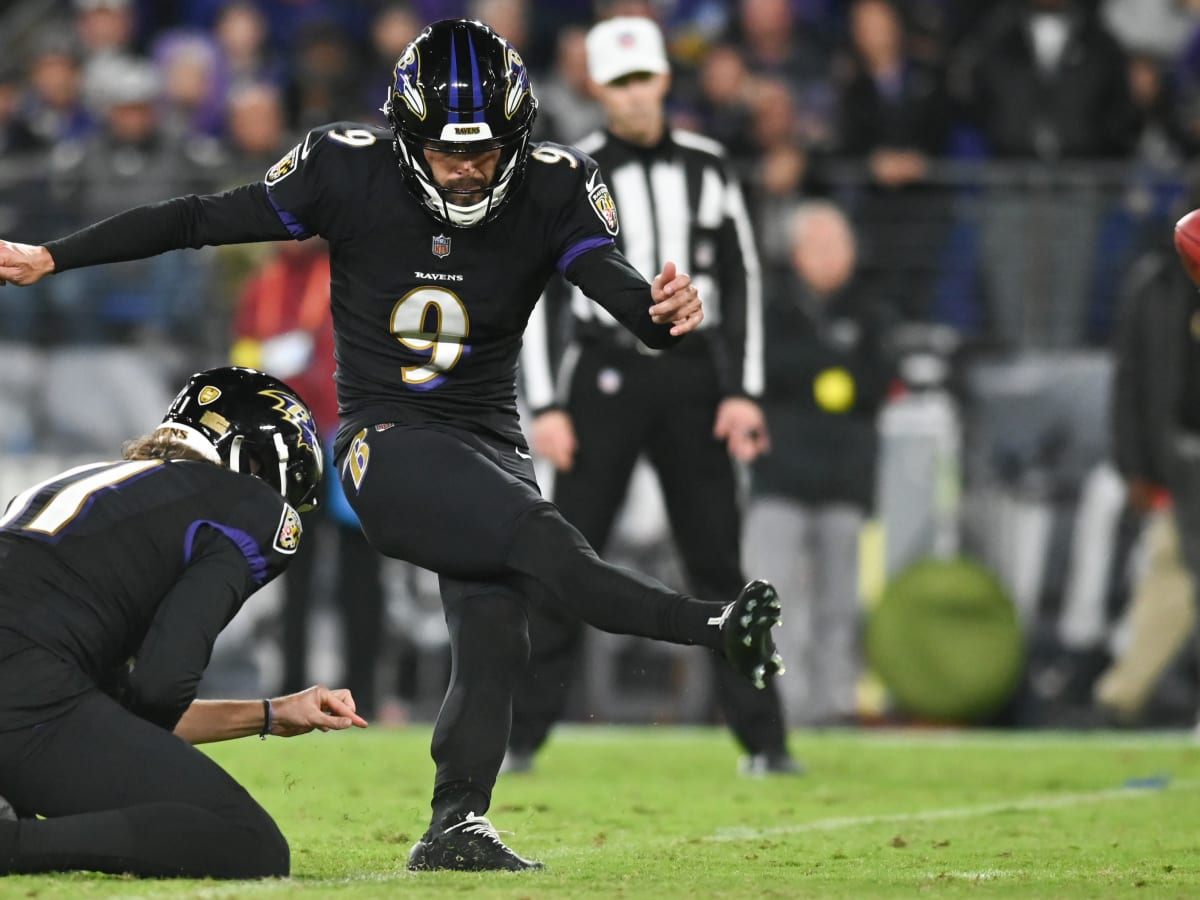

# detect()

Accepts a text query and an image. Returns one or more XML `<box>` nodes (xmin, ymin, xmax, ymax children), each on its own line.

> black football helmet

<box><xmin>156</xmin><ymin>366</ymin><xmax>324</xmax><ymax>510</ymax></box>
<box><xmin>383</xmin><ymin>18</ymin><xmax>537</xmax><ymax>228</ymax></box>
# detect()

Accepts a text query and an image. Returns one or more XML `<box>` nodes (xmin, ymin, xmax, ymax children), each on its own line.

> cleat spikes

<box><xmin>751</xmin><ymin>664</ymin><xmax>766</xmax><ymax>689</ymax></box>
<box><xmin>720</xmin><ymin>580</ymin><xmax>786</xmax><ymax>690</ymax></box>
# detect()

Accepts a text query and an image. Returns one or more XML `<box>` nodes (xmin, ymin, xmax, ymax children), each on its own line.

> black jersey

<box><xmin>46</xmin><ymin>123</ymin><xmax>679</xmax><ymax>458</ymax></box>
<box><xmin>263</xmin><ymin>123</ymin><xmax>675</xmax><ymax>452</ymax></box>
<box><xmin>0</xmin><ymin>459</ymin><xmax>299</xmax><ymax>730</ymax></box>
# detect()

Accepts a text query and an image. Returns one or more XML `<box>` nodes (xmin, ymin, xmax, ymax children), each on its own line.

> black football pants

<box><xmin>510</xmin><ymin>342</ymin><xmax>788</xmax><ymax>757</ymax></box>
<box><xmin>0</xmin><ymin>677</ymin><xmax>287</xmax><ymax>878</ymax></box>
<box><xmin>342</xmin><ymin>421</ymin><xmax>729</xmax><ymax>813</ymax></box>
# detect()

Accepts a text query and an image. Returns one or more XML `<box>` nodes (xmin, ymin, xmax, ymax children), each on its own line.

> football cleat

<box><xmin>738</xmin><ymin>752</ymin><xmax>806</xmax><ymax>777</ymax></box>
<box><xmin>407</xmin><ymin>812</ymin><xmax>543</xmax><ymax>872</ymax></box>
<box><xmin>719</xmin><ymin>580</ymin><xmax>784</xmax><ymax>689</ymax></box>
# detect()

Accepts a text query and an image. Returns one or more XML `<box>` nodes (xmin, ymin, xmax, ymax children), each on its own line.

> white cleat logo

<box><xmin>707</xmin><ymin>601</ymin><xmax>735</xmax><ymax>628</ymax></box>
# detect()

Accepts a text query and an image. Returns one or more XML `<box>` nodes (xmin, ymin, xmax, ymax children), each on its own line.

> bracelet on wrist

<box><xmin>260</xmin><ymin>698</ymin><xmax>273</xmax><ymax>740</ymax></box>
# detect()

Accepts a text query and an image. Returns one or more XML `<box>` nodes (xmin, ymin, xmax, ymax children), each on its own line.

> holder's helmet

<box><xmin>383</xmin><ymin>19</ymin><xmax>537</xmax><ymax>228</ymax></box>
<box><xmin>156</xmin><ymin>366</ymin><xmax>324</xmax><ymax>510</ymax></box>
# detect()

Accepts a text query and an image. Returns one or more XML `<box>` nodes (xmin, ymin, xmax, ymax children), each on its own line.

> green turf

<box><xmin>4</xmin><ymin>727</ymin><xmax>1199</xmax><ymax>898</ymax></box>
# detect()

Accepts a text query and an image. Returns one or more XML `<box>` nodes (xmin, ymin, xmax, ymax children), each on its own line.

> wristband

<box><xmin>260</xmin><ymin>699</ymin><xmax>273</xmax><ymax>740</ymax></box>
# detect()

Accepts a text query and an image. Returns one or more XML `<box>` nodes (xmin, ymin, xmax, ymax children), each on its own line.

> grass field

<box><xmin>4</xmin><ymin>726</ymin><xmax>1200</xmax><ymax>898</ymax></box>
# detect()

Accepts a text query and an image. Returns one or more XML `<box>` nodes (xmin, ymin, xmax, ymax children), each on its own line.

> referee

<box><xmin>512</xmin><ymin>17</ymin><xmax>797</xmax><ymax>775</ymax></box>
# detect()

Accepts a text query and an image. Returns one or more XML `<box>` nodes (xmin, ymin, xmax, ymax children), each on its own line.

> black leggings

<box><xmin>0</xmin><ymin>689</ymin><xmax>288</xmax><ymax>879</ymax></box>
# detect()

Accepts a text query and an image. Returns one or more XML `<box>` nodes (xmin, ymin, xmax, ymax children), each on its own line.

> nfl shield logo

<box><xmin>432</xmin><ymin>234</ymin><xmax>451</xmax><ymax>258</ymax></box>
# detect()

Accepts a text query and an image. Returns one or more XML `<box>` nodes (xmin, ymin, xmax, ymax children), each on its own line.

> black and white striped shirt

<box><xmin>523</xmin><ymin>128</ymin><xmax>764</xmax><ymax>410</ymax></box>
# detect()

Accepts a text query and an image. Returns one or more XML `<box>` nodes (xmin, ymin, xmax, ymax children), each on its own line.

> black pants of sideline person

<box><xmin>0</xmin><ymin>683</ymin><xmax>288</xmax><ymax>878</ymax></box>
<box><xmin>510</xmin><ymin>343</ymin><xmax>788</xmax><ymax>757</ymax></box>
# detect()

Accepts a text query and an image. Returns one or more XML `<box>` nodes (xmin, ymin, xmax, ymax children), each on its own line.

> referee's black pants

<box><xmin>0</xmin><ymin>651</ymin><xmax>288</xmax><ymax>878</ymax></box>
<box><xmin>509</xmin><ymin>340</ymin><xmax>788</xmax><ymax>757</ymax></box>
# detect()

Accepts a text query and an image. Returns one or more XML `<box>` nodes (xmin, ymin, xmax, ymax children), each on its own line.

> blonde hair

<box><xmin>122</xmin><ymin>432</ymin><xmax>215</xmax><ymax>463</ymax></box>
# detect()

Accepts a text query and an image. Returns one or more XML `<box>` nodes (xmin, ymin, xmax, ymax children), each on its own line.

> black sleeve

<box><xmin>565</xmin><ymin>244</ymin><xmax>682</xmax><ymax>350</ymax></box>
<box><xmin>44</xmin><ymin>183</ymin><xmax>293</xmax><ymax>273</ymax></box>
<box><xmin>121</xmin><ymin>525</ymin><xmax>264</xmax><ymax>731</ymax></box>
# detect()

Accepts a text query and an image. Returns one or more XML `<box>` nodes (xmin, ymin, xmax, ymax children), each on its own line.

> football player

<box><xmin>0</xmin><ymin>366</ymin><xmax>368</xmax><ymax>879</ymax></box>
<box><xmin>0</xmin><ymin>19</ymin><xmax>782</xmax><ymax>871</ymax></box>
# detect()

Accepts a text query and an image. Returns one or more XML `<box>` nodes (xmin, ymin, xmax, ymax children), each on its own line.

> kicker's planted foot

<box><xmin>407</xmin><ymin>812</ymin><xmax>543</xmax><ymax>871</ymax></box>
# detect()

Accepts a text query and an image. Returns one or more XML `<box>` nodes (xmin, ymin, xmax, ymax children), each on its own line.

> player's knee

<box><xmin>216</xmin><ymin>802</ymin><xmax>289</xmax><ymax>878</ymax></box>
<box><xmin>238</xmin><ymin>818</ymin><xmax>290</xmax><ymax>878</ymax></box>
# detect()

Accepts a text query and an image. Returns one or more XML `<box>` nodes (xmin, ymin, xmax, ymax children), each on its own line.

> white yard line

<box><xmin>704</xmin><ymin>779</ymin><xmax>1200</xmax><ymax>843</ymax></box>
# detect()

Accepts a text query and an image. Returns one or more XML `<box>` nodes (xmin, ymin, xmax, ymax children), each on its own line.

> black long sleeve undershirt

<box><xmin>45</xmin><ymin>183</ymin><xmax>292</xmax><ymax>273</ymax></box>
<box><xmin>566</xmin><ymin>245</ymin><xmax>682</xmax><ymax>351</ymax></box>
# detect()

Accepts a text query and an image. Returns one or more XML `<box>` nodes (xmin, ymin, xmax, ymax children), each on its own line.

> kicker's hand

<box><xmin>650</xmin><ymin>260</ymin><xmax>703</xmax><ymax>335</ymax></box>
<box><xmin>269</xmin><ymin>685</ymin><xmax>368</xmax><ymax>736</ymax></box>
<box><xmin>0</xmin><ymin>240</ymin><xmax>55</xmax><ymax>286</ymax></box>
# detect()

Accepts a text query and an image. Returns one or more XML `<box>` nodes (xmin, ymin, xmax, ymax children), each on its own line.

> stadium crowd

<box><xmin>2</xmin><ymin>0</ymin><xmax>1200</xmax><ymax>733</ymax></box>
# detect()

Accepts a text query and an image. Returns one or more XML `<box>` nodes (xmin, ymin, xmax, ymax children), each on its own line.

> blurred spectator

<box><xmin>230</xmin><ymin>240</ymin><xmax>387</xmax><ymax>719</ymax></box>
<box><xmin>15</xmin><ymin>33</ymin><xmax>94</xmax><ymax>152</ymax></box>
<box><xmin>1094</xmin><ymin>219</ymin><xmax>1200</xmax><ymax>724</ymax></box>
<box><xmin>834</xmin><ymin>0</ymin><xmax>952</xmax><ymax>322</ymax></box>
<box><xmin>285</xmin><ymin>21</ymin><xmax>369</xmax><ymax>130</ymax></box>
<box><xmin>890</xmin><ymin>0</ymin><xmax>994</xmax><ymax>69</ymax></box>
<box><xmin>45</xmin><ymin>61</ymin><xmax>218</xmax><ymax>343</ymax></box>
<box><xmin>1127</xmin><ymin>51</ymin><xmax>1195</xmax><ymax>167</ymax></box>
<box><xmin>214</xmin><ymin>1</ymin><xmax>286</xmax><ymax>91</ymax></box>
<box><xmin>692</xmin><ymin>42</ymin><xmax>759</xmax><ymax>171</ymax></box>
<box><xmin>368</xmin><ymin>3</ymin><xmax>423</xmax><ymax>108</ymax></box>
<box><xmin>531</xmin><ymin>25</ymin><xmax>604</xmax><ymax>144</ymax></box>
<box><xmin>468</xmin><ymin>0</ymin><xmax>529</xmax><ymax>57</ymax></box>
<box><xmin>743</xmin><ymin>201</ymin><xmax>897</xmax><ymax>726</ymax></box>
<box><xmin>74</xmin><ymin>0</ymin><xmax>145</xmax><ymax>115</ymax></box>
<box><xmin>955</xmin><ymin>0</ymin><xmax>1139</xmax><ymax>158</ymax></box>
<box><xmin>955</xmin><ymin>0</ymin><xmax>1140</xmax><ymax>348</ymax></box>
<box><xmin>153</xmin><ymin>30</ymin><xmax>226</xmax><ymax>140</ymax></box>
<box><xmin>169</xmin><ymin>0</ymin><xmax>373</xmax><ymax>57</ymax></box>
<box><xmin>216</xmin><ymin>81</ymin><xmax>290</xmax><ymax>188</ymax></box>
<box><xmin>746</xmin><ymin>78</ymin><xmax>823</xmax><ymax>277</ymax></box>
<box><xmin>727</xmin><ymin>0</ymin><xmax>836</xmax><ymax>148</ymax></box>
<box><xmin>0</xmin><ymin>70</ymin><xmax>26</xmax><ymax>157</ymax></box>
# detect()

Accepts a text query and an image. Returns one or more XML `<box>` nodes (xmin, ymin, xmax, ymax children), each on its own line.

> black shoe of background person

<box><xmin>716</xmin><ymin>580</ymin><xmax>784</xmax><ymax>689</ymax></box>
<box><xmin>0</xmin><ymin>795</ymin><xmax>14</xmax><ymax>822</ymax></box>
<box><xmin>407</xmin><ymin>812</ymin><xmax>543</xmax><ymax>871</ymax></box>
